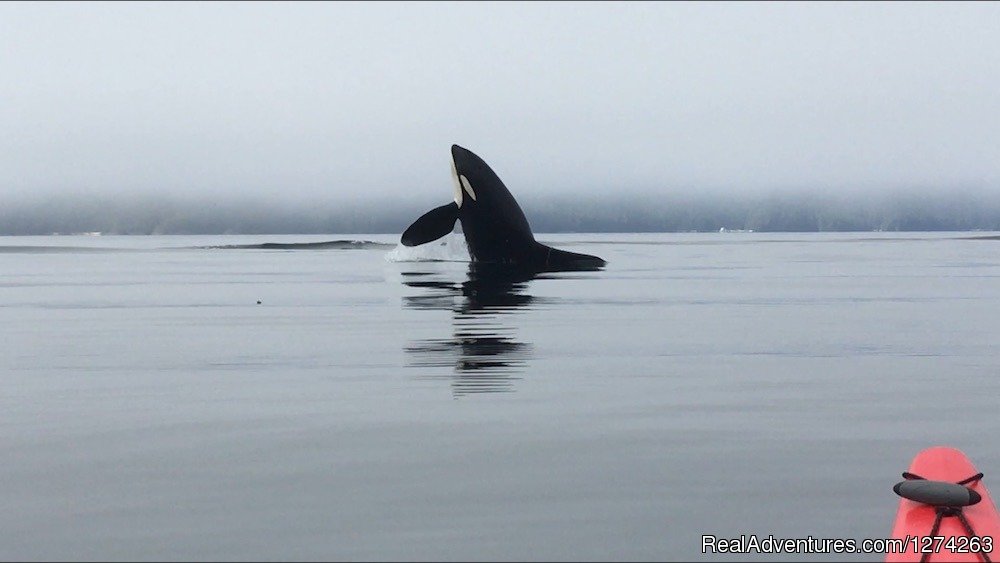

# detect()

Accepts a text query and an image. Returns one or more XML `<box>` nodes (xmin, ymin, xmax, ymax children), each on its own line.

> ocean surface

<box><xmin>3</xmin><ymin>231</ymin><xmax>1000</xmax><ymax>561</ymax></box>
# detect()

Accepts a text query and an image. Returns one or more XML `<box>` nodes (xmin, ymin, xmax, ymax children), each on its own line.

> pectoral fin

<box><xmin>400</xmin><ymin>202</ymin><xmax>459</xmax><ymax>247</ymax></box>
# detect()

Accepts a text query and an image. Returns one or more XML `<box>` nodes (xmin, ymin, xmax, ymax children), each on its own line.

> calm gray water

<box><xmin>2</xmin><ymin>232</ymin><xmax>1000</xmax><ymax>561</ymax></box>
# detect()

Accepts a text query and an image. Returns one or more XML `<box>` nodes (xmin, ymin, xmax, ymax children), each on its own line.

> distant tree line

<box><xmin>2</xmin><ymin>189</ymin><xmax>1000</xmax><ymax>235</ymax></box>
<box><xmin>521</xmin><ymin>189</ymin><xmax>1000</xmax><ymax>233</ymax></box>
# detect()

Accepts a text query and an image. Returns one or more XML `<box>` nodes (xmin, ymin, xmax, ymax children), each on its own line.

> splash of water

<box><xmin>384</xmin><ymin>232</ymin><xmax>470</xmax><ymax>263</ymax></box>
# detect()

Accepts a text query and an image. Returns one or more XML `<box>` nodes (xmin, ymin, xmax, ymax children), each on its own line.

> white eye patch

<box><xmin>460</xmin><ymin>175</ymin><xmax>477</xmax><ymax>201</ymax></box>
<box><xmin>451</xmin><ymin>158</ymin><xmax>463</xmax><ymax>208</ymax></box>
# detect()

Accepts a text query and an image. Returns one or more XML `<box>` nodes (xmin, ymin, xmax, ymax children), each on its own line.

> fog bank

<box><xmin>4</xmin><ymin>189</ymin><xmax>1000</xmax><ymax>235</ymax></box>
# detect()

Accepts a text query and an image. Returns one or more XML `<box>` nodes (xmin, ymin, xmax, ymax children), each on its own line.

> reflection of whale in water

<box><xmin>403</xmin><ymin>264</ymin><xmax>546</xmax><ymax>396</ymax></box>
<box><xmin>401</xmin><ymin>145</ymin><xmax>606</xmax><ymax>273</ymax></box>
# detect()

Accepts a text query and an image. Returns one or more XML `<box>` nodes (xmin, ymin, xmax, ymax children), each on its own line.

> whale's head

<box><xmin>449</xmin><ymin>145</ymin><xmax>497</xmax><ymax>209</ymax></box>
<box><xmin>449</xmin><ymin>144</ymin><xmax>533</xmax><ymax>240</ymax></box>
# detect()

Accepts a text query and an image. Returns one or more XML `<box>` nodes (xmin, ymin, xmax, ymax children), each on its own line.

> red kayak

<box><xmin>889</xmin><ymin>447</ymin><xmax>1000</xmax><ymax>562</ymax></box>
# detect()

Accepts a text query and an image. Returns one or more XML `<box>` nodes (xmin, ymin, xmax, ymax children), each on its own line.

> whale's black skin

<box><xmin>401</xmin><ymin>145</ymin><xmax>606</xmax><ymax>272</ymax></box>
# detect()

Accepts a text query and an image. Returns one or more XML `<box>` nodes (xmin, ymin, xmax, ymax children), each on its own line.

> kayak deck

<box><xmin>888</xmin><ymin>447</ymin><xmax>999</xmax><ymax>562</ymax></box>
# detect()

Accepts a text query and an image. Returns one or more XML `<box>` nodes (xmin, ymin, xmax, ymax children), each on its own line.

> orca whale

<box><xmin>401</xmin><ymin>145</ymin><xmax>606</xmax><ymax>271</ymax></box>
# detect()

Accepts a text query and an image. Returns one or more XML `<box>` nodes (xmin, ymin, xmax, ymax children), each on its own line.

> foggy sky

<box><xmin>2</xmin><ymin>1</ymin><xmax>999</xmax><ymax>204</ymax></box>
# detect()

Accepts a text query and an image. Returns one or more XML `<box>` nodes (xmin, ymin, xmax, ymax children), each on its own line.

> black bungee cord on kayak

<box><xmin>894</xmin><ymin>471</ymin><xmax>992</xmax><ymax>563</ymax></box>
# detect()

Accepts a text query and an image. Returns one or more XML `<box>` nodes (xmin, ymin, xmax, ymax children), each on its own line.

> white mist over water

<box><xmin>3</xmin><ymin>3</ymin><xmax>1000</xmax><ymax>201</ymax></box>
